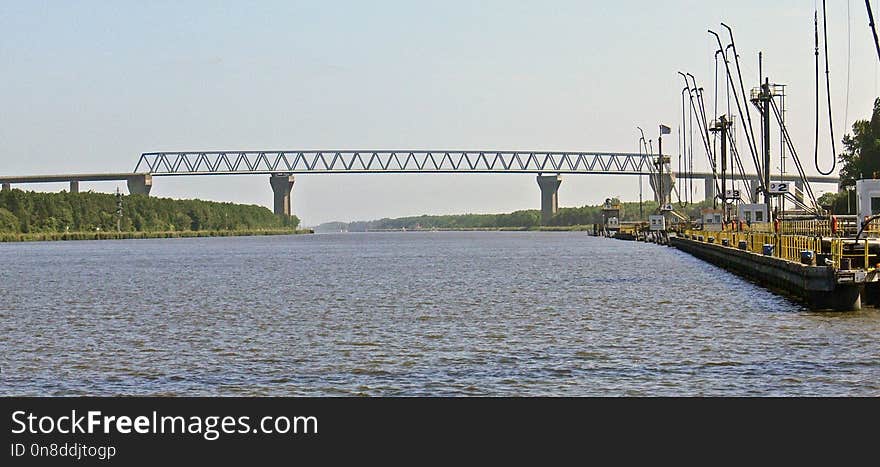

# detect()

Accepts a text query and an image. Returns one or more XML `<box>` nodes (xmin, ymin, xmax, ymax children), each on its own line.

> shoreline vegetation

<box><xmin>0</xmin><ymin>228</ymin><xmax>311</xmax><ymax>243</ymax></box>
<box><xmin>354</xmin><ymin>225</ymin><xmax>594</xmax><ymax>232</ymax></box>
<box><xmin>0</xmin><ymin>189</ymin><xmax>310</xmax><ymax>243</ymax></box>
<box><xmin>315</xmin><ymin>199</ymin><xmax>716</xmax><ymax>233</ymax></box>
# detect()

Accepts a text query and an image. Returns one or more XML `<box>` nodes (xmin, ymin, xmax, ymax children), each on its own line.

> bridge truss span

<box><xmin>134</xmin><ymin>151</ymin><xmax>657</xmax><ymax>175</ymax></box>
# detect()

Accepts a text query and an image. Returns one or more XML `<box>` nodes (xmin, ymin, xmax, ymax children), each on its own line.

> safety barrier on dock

<box><xmin>680</xmin><ymin>228</ymin><xmax>877</xmax><ymax>272</ymax></box>
<box><xmin>714</xmin><ymin>217</ymin><xmax>880</xmax><ymax>237</ymax></box>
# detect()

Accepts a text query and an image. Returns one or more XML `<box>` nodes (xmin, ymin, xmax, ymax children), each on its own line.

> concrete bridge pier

<box><xmin>745</xmin><ymin>179</ymin><xmax>759</xmax><ymax>203</ymax></box>
<box><xmin>647</xmin><ymin>171</ymin><xmax>675</xmax><ymax>206</ymax></box>
<box><xmin>69</xmin><ymin>181</ymin><xmax>79</xmax><ymax>193</ymax></box>
<box><xmin>795</xmin><ymin>180</ymin><xmax>805</xmax><ymax>204</ymax></box>
<box><xmin>536</xmin><ymin>175</ymin><xmax>561</xmax><ymax>224</ymax></box>
<box><xmin>270</xmin><ymin>174</ymin><xmax>295</xmax><ymax>217</ymax></box>
<box><xmin>704</xmin><ymin>176</ymin><xmax>715</xmax><ymax>202</ymax></box>
<box><xmin>126</xmin><ymin>174</ymin><xmax>152</xmax><ymax>196</ymax></box>
<box><xmin>1</xmin><ymin>182</ymin><xmax>9</xmax><ymax>192</ymax></box>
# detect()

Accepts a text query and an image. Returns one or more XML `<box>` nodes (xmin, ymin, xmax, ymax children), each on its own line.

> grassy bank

<box><xmin>0</xmin><ymin>228</ymin><xmax>312</xmax><ymax>243</ymax></box>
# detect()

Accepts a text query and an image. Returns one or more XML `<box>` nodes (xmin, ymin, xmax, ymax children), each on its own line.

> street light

<box><xmin>637</xmin><ymin>127</ymin><xmax>646</xmax><ymax>219</ymax></box>
<box><xmin>637</xmin><ymin>126</ymin><xmax>648</xmax><ymax>154</ymax></box>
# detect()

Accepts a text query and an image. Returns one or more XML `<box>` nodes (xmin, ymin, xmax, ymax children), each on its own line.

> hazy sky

<box><xmin>2</xmin><ymin>1</ymin><xmax>877</xmax><ymax>225</ymax></box>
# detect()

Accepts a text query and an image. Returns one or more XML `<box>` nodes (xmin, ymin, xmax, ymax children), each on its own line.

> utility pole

<box><xmin>709</xmin><ymin>115</ymin><xmax>730</xmax><ymax>222</ymax></box>
<box><xmin>639</xmin><ymin>175</ymin><xmax>643</xmax><ymax>219</ymax></box>
<box><xmin>762</xmin><ymin>78</ymin><xmax>771</xmax><ymax>213</ymax></box>
<box><xmin>658</xmin><ymin>135</ymin><xmax>663</xmax><ymax>209</ymax></box>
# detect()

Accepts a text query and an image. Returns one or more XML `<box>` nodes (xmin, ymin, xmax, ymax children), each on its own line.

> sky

<box><xmin>2</xmin><ymin>0</ymin><xmax>878</xmax><ymax>225</ymax></box>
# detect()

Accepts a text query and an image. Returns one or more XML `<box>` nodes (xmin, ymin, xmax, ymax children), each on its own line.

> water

<box><xmin>1</xmin><ymin>232</ymin><xmax>878</xmax><ymax>396</ymax></box>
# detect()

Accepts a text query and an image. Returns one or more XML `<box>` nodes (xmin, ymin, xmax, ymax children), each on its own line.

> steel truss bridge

<box><xmin>2</xmin><ymin>149</ymin><xmax>839</xmax><ymax>221</ymax></box>
<box><xmin>133</xmin><ymin>151</ymin><xmax>657</xmax><ymax>175</ymax></box>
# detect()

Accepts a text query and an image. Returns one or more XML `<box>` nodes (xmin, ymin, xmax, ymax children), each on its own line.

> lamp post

<box><xmin>637</xmin><ymin>127</ymin><xmax>647</xmax><ymax>219</ymax></box>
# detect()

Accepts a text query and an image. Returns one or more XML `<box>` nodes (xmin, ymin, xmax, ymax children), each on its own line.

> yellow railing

<box><xmin>779</xmin><ymin>220</ymin><xmax>832</xmax><ymax>236</ymax></box>
<box><xmin>737</xmin><ymin>220</ymin><xmax>831</xmax><ymax>236</ymax></box>
<box><xmin>830</xmin><ymin>239</ymin><xmax>843</xmax><ymax>269</ymax></box>
<box><xmin>863</xmin><ymin>221</ymin><xmax>880</xmax><ymax>235</ymax></box>
<box><xmin>681</xmin><ymin>229</ymin><xmax>876</xmax><ymax>271</ymax></box>
<box><xmin>830</xmin><ymin>237</ymin><xmax>871</xmax><ymax>270</ymax></box>
<box><xmin>778</xmin><ymin>235</ymin><xmax>823</xmax><ymax>264</ymax></box>
<box><xmin>746</xmin><ymin>222</ymin><xmax>774</xmax><ymax>233</ymax></box>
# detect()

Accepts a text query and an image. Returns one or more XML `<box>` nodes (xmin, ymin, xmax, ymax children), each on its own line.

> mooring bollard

<box><xmin>800</xmin><ymin>250</ymin><xmax>815</xmax><ymax>266</ymax></box>
<box><xmin>721</xmin><ymin>239</ymin><xmax>729</xmax><ymax>247</ymax></box>
<box><xmin>762</xmin><ymin>244</ymin><xmax>774</xmax><ymax>256</ymax></box>
<box><xmin>738</xmin><ymin>240</ymin><xmax>748</xmax><ymax>250</ymax></box>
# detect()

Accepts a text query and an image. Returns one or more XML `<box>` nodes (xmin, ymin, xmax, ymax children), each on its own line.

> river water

<box><xmin>1</xmin><ymin>232</ymin><xmax>878</xmax><ymax>396</ymax></box>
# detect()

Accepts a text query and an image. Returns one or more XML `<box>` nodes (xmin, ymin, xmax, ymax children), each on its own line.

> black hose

<box><xmin>856</xmin><ymin>213</ymin><xmax>880</xmax><ymax>241</ymax></box>
<box><xmin>867</xmin><ymin>0</ymin><xmax>880</xmax><ymax>63</ymax></box>
<box><xmin>682</xmin><ymin>73</ymin><xmax>723</xmax><ymax>198</ymax></box>
<box><xmin>817</xmin><ymin>1</ymin><xmax>838</xmax><ymax>176</ymax></box>
<box><xmin>721</xmin><ymin>24</ymin><xmax>762</xmax><ymax>172</ymax></box>
<box><xmin>726</xmin><ymin>124</ymin><xmax>750</xmax><ymax>197</ymax></box>
<box><xmin>711</xmin><ymin>28</ymin><xmax>764</xmax><ymax>179</ymax></box>
<box><xmin>682</xmin><ymin>87</ymin><xmax>689</xmax><ymax>204</ymax></box>
<box><xmin>771</xmin><ymin>99</ymin><xmax>820</xmax><ymax>210</ymax></box>
<box><xmin>814</xmin><ymin>11</ymin><xmax>822</xmax><ymax>175</ymax></box>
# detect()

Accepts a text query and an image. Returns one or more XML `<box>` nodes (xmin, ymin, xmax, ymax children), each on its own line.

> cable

<box><xmin>817</xmin><ymin>0</ymin><xmax>838</xmax><ymax>176</ymax></box>
<box><xmin>681</xmin><ymin>73</ymin><xmax>723</xmax><ymax>199</ymax></box>
<box><xmin>814</xmin><ymin>10</ymin><xmax>822</xmax><ymax>175</ymax></box>
<box><xmin>845</xmin><ymin>0</ymin><xmax>852</xmax><ymax>131</ymax></box>
<box><xmin>856</xmin><ymin>213</ymin><xmax>880</xmax><ymax>240</ymax></box>
<box><xmin>713</xmin><ymin>51</ymin><xmax>720</xmax><ymax>169</ymax></box>
<box><xmin>726</xmin><ymin>125</ymin><xmax>750</xmax><ymax>200</ymax></box>
<box><xmin>710</xmin><ymin>29</ymin><xmax>766</xmax><ymax>192</ymax></box>
<box><xmin>867</xmin><ymin>0</ymin><xmax>880</xmax><ymax>62</ymax></box>
<box><xmin>726</xmin><ymin>44</ymin><xmax>742</xmax><ymax>199</ymax></box>
<box><xmin>771</xmin><ymin>99</ymin><xmax>820</xmax><ymax>210</ymax></box>
<box><xmin>688</xmin><ymin>86</ymin><xmax>695</xmax><ymax>203</ymax></box>
<box><xmin>721</xmin><ymin>25</ymin><xmax>763</xmax><ymax>175</ymax></box>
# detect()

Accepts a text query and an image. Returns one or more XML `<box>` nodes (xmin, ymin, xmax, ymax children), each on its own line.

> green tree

<box><xmin>839</xmin><ymin>98</ymin><xmax>880</xmax><ymax>186</ymax></box>
<box><xmin>0</xmin><ymin>208</ymin><xmax>18</xmax><ymax>232</ymax></box>
<box><xmin>0</xmin><ymin>190</ymin><xmax>293</xmax><ymax>234</ymax></box>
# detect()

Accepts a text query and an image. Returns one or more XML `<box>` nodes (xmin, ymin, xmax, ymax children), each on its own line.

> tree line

<box><xmin>316</xmin><ymin>199</ymin><xmax>716</xmax><ymax>231</ymax></box>
<box><xmin>0</xmin><ymin>190</ymin><xmax>299</xmax><ymax>233</ymax></box>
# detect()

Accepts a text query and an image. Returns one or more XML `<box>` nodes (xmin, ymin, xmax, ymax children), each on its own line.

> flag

<box><xmin>659</xmin><ymin>124</ymin><xmax>672</xmax><ymax>135</ymax></box>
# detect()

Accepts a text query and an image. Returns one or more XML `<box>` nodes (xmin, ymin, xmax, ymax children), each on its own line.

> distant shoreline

<box><xmin>315</xmin><ymin>225</ymin><xmax>594</xmax><ymax>233</ymax></box>
<box><xmin>0</xmin><ymin>229</ymin><xmax>313</xmax><ymax>243</ymax></box>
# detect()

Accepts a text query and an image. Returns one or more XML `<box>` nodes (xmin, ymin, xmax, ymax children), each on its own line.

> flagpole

<box><xmin>658</xmin><ymin>132</ymin><xmax>663</xmax><ymax>211</ymax></box>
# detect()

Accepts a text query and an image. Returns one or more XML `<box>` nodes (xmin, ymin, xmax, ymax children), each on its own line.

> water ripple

<box><xmin>1</xmin><ymin>232</ymin><xmax>878</xmax><ymax>396</ymax></box>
